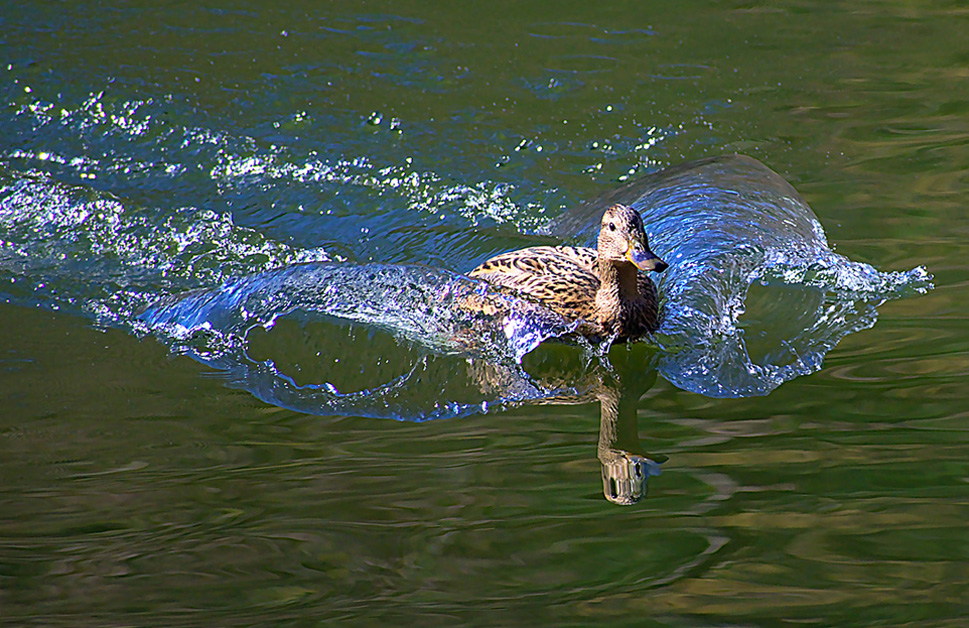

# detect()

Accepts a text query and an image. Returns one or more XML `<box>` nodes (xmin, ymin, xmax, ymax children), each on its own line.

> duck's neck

<box><xmin>596</xmin><ymin>260</ymin><xmax>641</xmax><ymax>322</ymax></box>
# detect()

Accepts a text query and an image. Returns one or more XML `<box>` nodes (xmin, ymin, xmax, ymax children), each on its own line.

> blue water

<box><xmin>1</xmin><ymin>153</ymin><xmax>927</xmax><ymax>418</ymax></box>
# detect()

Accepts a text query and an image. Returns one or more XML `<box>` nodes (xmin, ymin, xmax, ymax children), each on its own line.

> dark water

<box><xmin>2</xmin><ymin>1</ymin><xmax>967</xmax><ymax>626</ymax></box>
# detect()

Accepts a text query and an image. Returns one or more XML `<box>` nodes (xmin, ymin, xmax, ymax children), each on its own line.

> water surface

<box><xmin>1</xmin><ymin>1</ymin><xmax>967</xmax><ymax>626</ymax></box>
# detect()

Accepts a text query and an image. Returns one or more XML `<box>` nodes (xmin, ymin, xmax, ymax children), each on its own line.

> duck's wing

<box><xmin>556</xmin><ymin>245</ymin><xmax>598</xmax><ymax>273</ymax></box>
<box><xmin>468</xmin><ymin>246</ymin><xmax>600</xmax><ymax>320</ymax></box>
<box><xmin>470</xmin><ymin>246</ymin><xmax>597</xmax><ymax>279</ymax></box>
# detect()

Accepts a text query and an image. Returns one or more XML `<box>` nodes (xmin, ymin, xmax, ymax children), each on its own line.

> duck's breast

<box><xmin>623</xmin><ymin>274</ymin><xmax>660</xmax><ymax>337</ymax></box>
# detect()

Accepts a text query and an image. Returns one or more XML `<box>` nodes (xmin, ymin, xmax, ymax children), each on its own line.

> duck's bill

<box><xmin>627</xmin><ymin>246</ymin><xmax>669</xmax><ymax>273</ymax></box>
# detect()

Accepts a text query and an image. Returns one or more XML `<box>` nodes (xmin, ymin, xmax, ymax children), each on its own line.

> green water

<box><xmin>2</xmin><ymin>1</ymin><xmax>968</xmax><ymax>626</ymax></box>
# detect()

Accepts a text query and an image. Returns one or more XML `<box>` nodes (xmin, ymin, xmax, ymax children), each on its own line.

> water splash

<box><xmin>139</xmin><ymin>262</ymin><xmax>577</xmax><ymax>362</ymax></box>
<box><xmin>1</xmin><ymin>107</ymin><xmax>933</xmax><ymax>415</ymax></box>
<box><xmin>550</xmin><ymin>154</ymin><xmax>933</xmax><ymax>397</ymax></box>
<box><xmin>136</xmin><ymin>155</ymin><xmax>933</xmax><ymax>410</ymax></box>
<box><xmin>0</xmin><ymin>167</ymin><xmax>331</xmax><ymax>322</ymax></box>
<box><xmin>0</xmin><ymin>85</ymin><xmax>589</xmax><ymax>419</ymax></box>
<box><xmin>0</xmin><ymin>165</ymin><xmax>582</xmax><ymax>419</ymax></box>
<box><xmin>137</xmin><ymin>263</ymin><xmax>581</xmax><ymax>420</ymax></box>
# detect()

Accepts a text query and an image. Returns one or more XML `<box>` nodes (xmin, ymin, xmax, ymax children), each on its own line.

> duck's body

<box><xmin>469</xmin><ymin>204</ymin><xmax>667</xmax><ymax>343</ymax></box>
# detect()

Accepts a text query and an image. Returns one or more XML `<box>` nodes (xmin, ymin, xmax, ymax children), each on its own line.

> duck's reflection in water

<box><xmin>469</xmin><ymin>345</ymin><xmax>667</xmax><ymax>505</ymax></box>
<box><xmin>595</xmin><ymin>349</ymin><xmax>666</xmax><ymax>505</ymax></box>
<box><xmin>209</xmin><ymin>310</ymin><xmax>669</xmax><ymax>505</ymax></box>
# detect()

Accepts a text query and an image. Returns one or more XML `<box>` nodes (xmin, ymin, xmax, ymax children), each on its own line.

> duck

<box><xmin>468</xmin><ymin>204</ymin><xmax>668</xmax><ymax>343</ymax></box>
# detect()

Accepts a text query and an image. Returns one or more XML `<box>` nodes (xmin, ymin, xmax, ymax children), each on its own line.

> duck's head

<box><xmin>597</xmin><ymin>204</ymin><xmax>668</xmax><ymax>273</ymax></box>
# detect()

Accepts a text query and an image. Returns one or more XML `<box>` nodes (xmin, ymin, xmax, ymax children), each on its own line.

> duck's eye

<box><xmin>608</xmin><ymin>223</ymin><xmax>617</xmax><ymax>231</ymax></box>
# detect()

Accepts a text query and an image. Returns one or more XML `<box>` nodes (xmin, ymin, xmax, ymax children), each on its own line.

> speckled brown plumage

<box><xmin>468</xmin><ymin>204</ymin><xmax>668</xmax><ymax>343</ymax></box>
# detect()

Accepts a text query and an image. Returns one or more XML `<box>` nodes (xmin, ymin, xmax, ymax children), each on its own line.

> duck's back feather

<box><xmin>468</xmin><ymin>246</ymin><xmax>600</xmax><ymax>321</ymax></box>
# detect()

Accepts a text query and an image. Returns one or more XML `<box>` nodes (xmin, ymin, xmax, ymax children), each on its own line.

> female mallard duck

<box><xmin>468</xmin><ymin>204</ymin><xmax>668</xmax><ymax>343</ymax></box>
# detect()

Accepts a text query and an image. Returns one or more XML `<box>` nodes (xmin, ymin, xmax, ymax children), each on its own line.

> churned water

<box><xmin>131</xmin><ymin>155</ymin><xmax>930</xmax><ymax>417</ymax></box>
<box><xmin>4</xmin><ymin>153</ymin><xmax>930</xmax><ymax>418</ymax></box>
